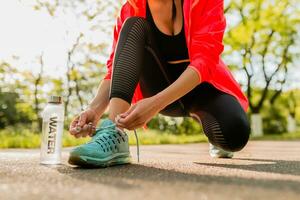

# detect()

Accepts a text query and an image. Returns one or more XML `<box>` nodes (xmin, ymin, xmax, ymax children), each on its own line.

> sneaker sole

<box><xmin>210</xmin><ymin>153</ymin><xmax>234</xmax><ymax>159</ymax></box>
<box><xmin>68</xmin><ymin>153</ymin><xmax>132</xmax><ymax>168</ymax></box>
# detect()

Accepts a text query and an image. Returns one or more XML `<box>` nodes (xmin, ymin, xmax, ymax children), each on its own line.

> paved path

<box><xmin>1</xmin><ymin>141</ymin><xmax>300</xmax><ymax>200</ymax></box>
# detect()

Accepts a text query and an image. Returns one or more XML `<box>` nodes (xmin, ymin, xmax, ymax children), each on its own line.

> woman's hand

<box><xmin>115</xmin><ymin>67</ymin><xmax>200</xmax><ymax>130</ymax></box>
<box><xmin>115</xmin><ymin>96</ymin><xmax>163</xmax><ymax>130</ymax></box>
<box><xmin>69</xmin><ymin>108</ymin><xmax>102</xmax><ymax>138</ymax></box>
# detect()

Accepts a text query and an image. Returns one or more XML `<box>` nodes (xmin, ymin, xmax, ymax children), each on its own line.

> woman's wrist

<box><xmin>152</xmin><ymin>93</ymin><xmax>169</xmax><ymax>111</ymax></box>
<box><xmin>86</xmin><ymin>79</ymin><xmax>110</xmax><ymax>118</ymax></box>
<box><xmin>86</xmin><ymin>102</ymin><xmax>105</xmax><ymax>119</ymax></box>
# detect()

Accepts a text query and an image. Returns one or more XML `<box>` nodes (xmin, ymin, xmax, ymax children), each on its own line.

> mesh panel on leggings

<box><xmin>190</xmin><ymin>112</ymin><xmax>229</xmax><ymax>149</ymax></box>
<box><xmin>110</xmin><ymin>17</ymin><xmax>151</xmax><ymax>104</ymax></box>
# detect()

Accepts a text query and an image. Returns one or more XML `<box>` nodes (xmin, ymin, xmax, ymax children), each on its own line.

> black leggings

<box><xmin>109</xmin><ymin>17</ymin><xmax>250</xmax><ymax>152</ymax></box>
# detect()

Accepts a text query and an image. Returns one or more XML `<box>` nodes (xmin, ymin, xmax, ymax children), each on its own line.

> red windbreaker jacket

<box><xmin>103</xmin><ymin>0</ymin><xmax>249</xmax><ymax>112</ymax></box>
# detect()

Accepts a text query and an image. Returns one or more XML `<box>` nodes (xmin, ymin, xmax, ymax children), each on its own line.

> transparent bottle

<box><xmin>40</xmin><ymin>96</ymin><xmax>65</xmax><ymax>165</ymax></box>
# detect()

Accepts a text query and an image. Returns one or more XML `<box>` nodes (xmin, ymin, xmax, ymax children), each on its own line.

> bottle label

<box><xmin>47</xmin><ymin>115</ymin><xmax>58</xmax><ymax>154</ymax></box>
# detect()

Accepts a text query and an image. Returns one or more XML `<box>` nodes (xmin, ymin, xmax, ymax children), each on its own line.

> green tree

<box><xmin>0</xmin><ymin>90</ymin><xmax>34</xmax><ymax>128</ymax></box>
<box><xmin>224</xmin><ymin>0</ymin><xmax>300</xmax><ymax>135</ymax></box>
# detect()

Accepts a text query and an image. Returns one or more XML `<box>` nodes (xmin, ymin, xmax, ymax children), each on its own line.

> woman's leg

<box><xmin>184</xmin><ymin>83</ymin><xmax>251</xmax><ymax>152</ymax></box>
<box><xmin>108</xmin><ymin>16</ymin><xmax>188</xmax><ymax>121</ymax></box>
<box><xmin>108</xmin><ymin>16</ymin><xmax>149</xmax><ymax>121</ymax></box>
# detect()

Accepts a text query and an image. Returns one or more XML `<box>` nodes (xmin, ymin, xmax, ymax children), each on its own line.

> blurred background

<box><xmin>0</xmin><ymin>0</ymin><xmax>299</xmax><ymax>148</ymax></box>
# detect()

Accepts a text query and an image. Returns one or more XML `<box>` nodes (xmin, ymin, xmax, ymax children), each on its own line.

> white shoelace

<box><xmin>133</xmin><ymin>129</ymin><xmax>139</xmax><ymax>162</ymax></box>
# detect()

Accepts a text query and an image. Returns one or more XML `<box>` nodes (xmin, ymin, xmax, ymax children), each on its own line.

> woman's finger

<box><xmin>87</xmin><ymin>122</ymin><xmax>94</xmax><ymax>137</ymax></box>
<box><xmin>115</xmin><ymin>115</ymin><xmax>121</xmax><ymax>124</ymax></box>
<box><xmin>120</xmin><ymin>104</ymin><xmax>136</xmax><ymax>118</ymax></box>
<box><xmin>70</xmin><ymin>127</ymin><xmax>79</xmax><ymax>135</ymax></box>
<box><xmin>118</xmin><ymin>116</ymin><xmax>135</xmax><ymax>128</ymax></box>
<box><xmin>69</xmin><ymin>116</ymin><xmax>79</xmax><ymax>132</ymax></box>
<box><xmin>118</xmin><ymin>109</ymin><xmax>139</xmax><ymax>126</ymax></box>
<box><xmin>74</xmin><ymin>132</ymin><xmax>82</xmax><ymax>138</ymax></box>
<box><xmin>70</xmin><ymin>117</ymin><xmax>79</xmax><ymax>128</ymax></box>
<box><xmin>88</xmin><ymin>125</ymin><xmax>96</xmax><ymax>137</ymax></box>
<box><xmin>127</xmin><ymin>119</ymin><xmax>144</xmax><ymax>130</ymax></box>
<box><xmin>119</xmin><ymin>113</ymin><xmax>129</xmax><ymax>118</ymax></box>
<box><xmin>78</xmin><ymin>113</ymin><xmax>87</xmax><ymax>127</ymax></box>
<box><xmin>89</xmin><ymin>119</ymin><xmax>98</xmax><ymax>136</ymax></box>
<box><xmin>69</xmin><ymin>120</ymin><xmax>80</xmax><ymax>135</ymax></box>
<box><xmin>115</xmin><ymin>115</ymin><xmax>125</xmax><ymax>127</ymax></box>
<box><xmin>115</xmin><ymin>121</ymin><xmax>126</xmax><ymax>129</ymax></box>
<box><xmin>128</xmin><ymin>117</ymin><xmax>151</xmax><ymax>130</ymax></box>
<box><xmin>80</xmin><ymin>124</ymin><xmax>90</xmax><ymax>137</ymax></box>
<box><xmin>127</xmin><ymin>123</ymin><xmax>143</xmax><ymax>130</ymax></box>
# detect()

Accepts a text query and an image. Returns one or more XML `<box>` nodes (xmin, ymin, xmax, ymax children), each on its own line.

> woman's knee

<box><xmin>121</xmin><ymin>16</ymin><xmax>150</xmax><ymax>33</ymax></box>
<box><xmin>124</xmin><ymin>16</ymin><xmax>147</xmax><ymax>24</ymax></box>
<box><xmin>222</xmin><ymin>115</ymin><xmax>251</xmax><ymax>152</ymax></box>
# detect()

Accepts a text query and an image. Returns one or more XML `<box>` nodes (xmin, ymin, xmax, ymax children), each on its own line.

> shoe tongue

<box><xmin>99</xmin><ymin>118</ymin><xmax>115</xmax><ymax>128</ymax></box>
<box><xmin>92</xmin><ymin>119</ymin><xmax>116</xmax><ymax>139</ymax></box>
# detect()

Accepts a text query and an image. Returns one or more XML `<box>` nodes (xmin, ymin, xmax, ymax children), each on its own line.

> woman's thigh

<box><xmin>185</xmin><ymin>83</ymin><xmax>251</xmax><ymax>152</ymax></box>
<box><xmin>109</xmin><ymin>16</ymin><xmax>188</xmax><ymax>116</ymax></box>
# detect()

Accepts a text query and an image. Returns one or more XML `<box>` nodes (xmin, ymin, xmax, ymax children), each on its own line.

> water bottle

<box><xmin>40</xmin><ymin>96</ymin><xmax>65</xmax><ymax>165</ymax></box>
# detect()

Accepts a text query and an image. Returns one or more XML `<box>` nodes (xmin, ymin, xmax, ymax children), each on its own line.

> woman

<box><xmin>68</xmin><ymin>0</ymin><xmax>250</xmax><ymax>167</ymax></box>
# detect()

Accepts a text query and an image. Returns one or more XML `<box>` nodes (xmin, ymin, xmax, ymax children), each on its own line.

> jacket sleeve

<box><xmin>103</xmin><ymin>2</ymin><xmax>131</xmax><ymax>80</ymax></box>
<box><xmin>188</xmin><ymin>0</ymin><xmax>226</xmax><ymax>83</ymax></box>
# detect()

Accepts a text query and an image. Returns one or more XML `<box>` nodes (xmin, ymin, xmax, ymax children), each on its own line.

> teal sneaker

<box><xmin>68</xmin><ymin>119</ymin><xmax>132</xmax><ymax>167</ymax></box>
<box><xmin>209</xmin><ymin>143</ymin><xmax>234</xmax><ymax>158</ymax></box>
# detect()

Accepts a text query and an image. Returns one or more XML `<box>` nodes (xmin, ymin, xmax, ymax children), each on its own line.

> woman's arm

<box><xmin>116</xmin><ymin>67</ymin><xmax>200</xmax><ymax>130</ymax></box>
<box><xmin>154</xmin><ymin>66</ymin><xmax>200</xmax><ymax>111</ymax></box>
<box><xmin>88</xmin><ymin>79</ymin><xmax>111</xmax><ymax>116</ymax></box>
<box><xmin>69</xmin><ymin>79</ymin><xmax>111</xmax><ymax>137</ymax></box>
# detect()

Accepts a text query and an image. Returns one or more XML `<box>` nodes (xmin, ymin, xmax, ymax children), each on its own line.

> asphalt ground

<box><xmin>1</xmin><ymin>141</ymin><xmax>300</xmax><ymax>200</ymax></box>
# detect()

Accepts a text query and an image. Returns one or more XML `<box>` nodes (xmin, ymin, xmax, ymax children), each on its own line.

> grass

<box><xmin>251</xmin><ymin>131</ymin><xmax>300</xmax><ymax>141</ymax></box>
<box><xmin>0</xmin><ymin>127</ymin><xmax>207</xmax><ymax>149</ymax></box>
<box><xmin>0</xmin><ymin>126</ymin><xmax>299</xmax><ymax>149</ymax></box>
<box><xmin>128</xmin><ymin>129</ymin><xmax>208</xmax><ymax>145</ymax></box>
<box><xmin>0</xmin><ymin>127</ymin><xmax>89</xmax><ymax>148</ymax></box>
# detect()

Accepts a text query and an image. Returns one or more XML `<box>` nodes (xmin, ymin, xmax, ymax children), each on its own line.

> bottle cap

<box><xmin>48</xmin><ymin>96</ymin><xmax>62</xmax><ymax>104</ymax></box>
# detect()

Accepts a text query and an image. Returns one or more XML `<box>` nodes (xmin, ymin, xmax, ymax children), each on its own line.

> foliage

<box><xmin>0</xmin><ymin>91</ymin><xmax>33</xmax><ymax>128</ymax></box>
<box><xmin>147</xmin><ymin>115</ymin><xmax>203</xmax><ymax>135</ymax></box>
<box><xmin>269</xmin><ymin>89</ymin><xmax>300</xmax><ymax>133</ymax></box>
<box><xmin>224</xmin><ymin>0</ymin><xmax>300</xmax><ymax>113</ymax></box>
<box><xmin>262</xmin><ymin>106</ymin><xmax>287</xmax><ymax>134</ymax></box>
<box><xmin>248</xmin><ymin>88</ymin><xmax>300</xmax><ymax>134</ymax></box>
<box><xmin>0</xmin><ymin>126</ymin><xmax>207</xmax><ymax>148</ymax></box>
<box><xmin>251</xmin><ymin>131</ymin><xmax>300</xmax><ymax>141</ymax></box>
<box><xmin>1</xmin><ymin>125</ymin><xmax>299</xmax><ymax>149</ymax></box>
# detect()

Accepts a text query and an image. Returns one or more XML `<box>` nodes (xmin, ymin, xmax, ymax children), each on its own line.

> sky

<box><xmin>0</xmin><ymin>0</ymin><xmax>110</xmax><ymax>77</ymax></box>
<box><xmin>0</xmin><ymin>0</ymin><xmax>66</xmax><ymax>76</ymax></box>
